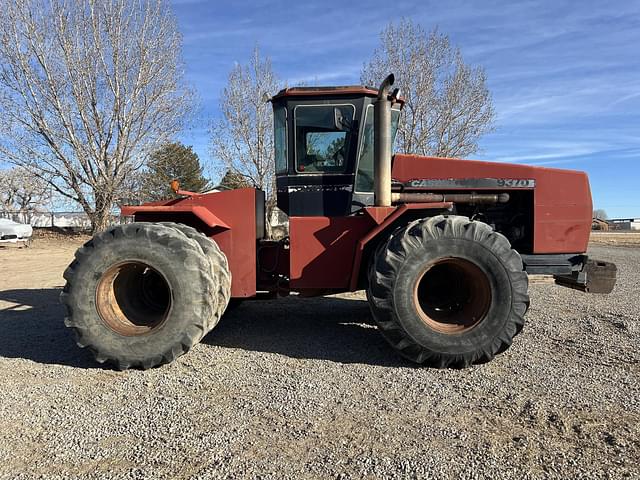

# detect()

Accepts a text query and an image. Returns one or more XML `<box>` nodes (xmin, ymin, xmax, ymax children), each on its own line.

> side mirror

<box><xmin>334</xmin><ymin>107</ymin><xmax>352</xmax><ymax>131</ymax></box>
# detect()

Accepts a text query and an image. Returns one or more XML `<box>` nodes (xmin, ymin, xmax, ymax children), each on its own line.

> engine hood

<box><xmin>391</xmin><ymin>154</ymin><xmax>592</xmax><ymax>254</ymax></box>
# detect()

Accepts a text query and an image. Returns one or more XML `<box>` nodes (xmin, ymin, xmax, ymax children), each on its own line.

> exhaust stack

<box><xmin>374</xmin><ymin>74</ymin><xmax>395</xmax><ymax>207</ymax></box>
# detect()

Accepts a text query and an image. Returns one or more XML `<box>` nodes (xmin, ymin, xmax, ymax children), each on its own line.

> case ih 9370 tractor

<box><xmin>61</xmin><ymin>74</ymin><xmax>616</xmax><ymax>370</ymax></box>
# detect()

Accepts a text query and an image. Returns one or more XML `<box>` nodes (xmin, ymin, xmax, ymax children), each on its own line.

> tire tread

<box><xmin>60</xmin><ymin>222</ymin><xmax>224</xmax><ymax>369</ymax></box>
<box><xmin>367</xmin><ymin>215</ymin><xmax>529</xmax><ymax>368</ymax></box>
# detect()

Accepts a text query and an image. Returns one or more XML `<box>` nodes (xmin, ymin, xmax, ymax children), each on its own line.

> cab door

<box><xmin>276</xmin><ymin>103</ymin><xmax>357</xmax><ymax>216</ymax></box>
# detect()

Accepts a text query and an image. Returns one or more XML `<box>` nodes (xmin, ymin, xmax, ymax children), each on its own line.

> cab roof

<box><xmin>271</xmin><ymin>85</ymin><xmax>379</xmax><ymax>101</ymax></box>
<box><xmin>271</xmin><ymin>85</ymin><xmax>405</xmax><ymax>106</ymax></box>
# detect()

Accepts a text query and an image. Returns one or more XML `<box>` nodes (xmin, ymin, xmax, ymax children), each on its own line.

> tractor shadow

<box><xmin>0</xmin><ymin>289</ymin><xmax>407</xmax><ymax>368</ymax></box>
<box><xmin>204</xmin><ymin>295</ymin><xmax>409</xmax><ymax>367</ymax></box>
<box><xmin>0</xmin><ymin>288</ymin><xmax>96</xmax><ymax>368</ymax></box>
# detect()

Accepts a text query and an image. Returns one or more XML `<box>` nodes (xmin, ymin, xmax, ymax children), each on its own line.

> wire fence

<box><xmin>0</xmin><ymin>210</ymin><xmax>118</xmax><ymax>229</ymax></box>
<box><xmin>1</xmin><ymin>208</ymin><xmax>288</xmax><ymax>230</ymax></box>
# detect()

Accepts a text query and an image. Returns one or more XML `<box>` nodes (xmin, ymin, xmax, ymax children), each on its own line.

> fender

<box><xmin>121</xmin><ymin>188</ymin><xmax>264</xmax><ymax>298</ymax></box>
<box><xmin>120</xmin><ymin>203</ymin><xmax>230</xmax><ymax>230</ymax></box>
<box><xmin>349</xmin><ymin>202</ymin><xmax>453</xmax><ymax>291</ymax></box>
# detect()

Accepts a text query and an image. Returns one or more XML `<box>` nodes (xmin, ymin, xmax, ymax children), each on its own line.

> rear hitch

<box><xmin>554</xmin><ymin>259</ymin><xmax>617</xmax><ymax>294</ymax></box>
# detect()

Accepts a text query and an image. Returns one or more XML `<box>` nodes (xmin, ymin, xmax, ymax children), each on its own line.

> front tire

<box><xmin>367</xmin><ymin>215</ymin><xmax>529</xmax><ymax>368</ymax></box>
<box><xmin>60</xmin><ymin>222</ymin><xmax>226</xmax><ymax>370</ymax></box>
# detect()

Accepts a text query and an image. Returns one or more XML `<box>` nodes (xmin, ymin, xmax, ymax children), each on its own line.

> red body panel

<box><xmin>122</xmin><ymin>188</ymin><xmax>259</xmax><ymax>297</ymax></box>
<box><xmin>122</xmin><ymin>204</ymin><xmax>231</xmax><ymax>229</ymax></box>
<box><xmin>290</xmin><ymin>203</ymin><xmax>454</xmax><ymax>292</ymax></box>
<box><xmin>123</xmin><ymin>155</ymin><xmax>592</xmax><ymax>297</ymax></box>
<box><xmin>289</xmin><ymin>216</ymin><xmax>372</xmax><ymax>289</ymax></box>
<box><xmin>392</xmin><ymin>154</ymin><xmax>592</xmax><ymax>253</ymax></box>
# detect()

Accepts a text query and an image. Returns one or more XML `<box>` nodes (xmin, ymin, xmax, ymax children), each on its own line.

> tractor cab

<box><xmin>271</xmin><ymin>86</ymin><xmax>403</xmax><ymax>216</ymax></box>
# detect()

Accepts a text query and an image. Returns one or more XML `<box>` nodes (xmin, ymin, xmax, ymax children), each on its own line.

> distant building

<box><xmin>592</xmin><ymin>218</ymin><xmax>609</xmax><ymax>231</ymax></box>
<box><xmin>607</xmin><ymin>218</ymin><xmax>640</xmax><ymax>231</ymax></box>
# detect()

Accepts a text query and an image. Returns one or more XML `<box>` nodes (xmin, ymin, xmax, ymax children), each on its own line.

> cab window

<box><xmin>274</xmin><ymin>107</ymin><xmax>287</xmax><ymax>174</ymax></box>
<box><xmin>355</xmin><ymin>105</ymin><xmax>401</xmax><ymax>192</ymax></box>
<box><xmin>294</xmin><ymin>105</ymin><xmax>354</xmax><ymax>173</ymax></box>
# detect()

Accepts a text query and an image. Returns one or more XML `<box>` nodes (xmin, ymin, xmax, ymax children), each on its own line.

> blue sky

<box><xmin>172</xmin><ymin>0</ymin><xmax>640</xmax><ymax>218</ymax></box>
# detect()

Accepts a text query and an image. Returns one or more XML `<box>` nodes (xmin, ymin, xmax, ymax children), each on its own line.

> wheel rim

<box><xmin>95</xmin><ymin>261</ymin><xmax>172</xmax><ymax>336</ymax></box>
<box><xmin>413</xmin><ymin>257</ymin><xmax>491</xmax><ymax>334</ymax></box>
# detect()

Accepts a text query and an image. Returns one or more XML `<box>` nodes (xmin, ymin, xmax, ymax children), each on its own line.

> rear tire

<box><xmin>367</xmin><ymin>215</ymin><xmax>529</xmax><ymax>368</ymax></box>
<box><xmin>60</xmin><ymin>222</ymin><xmax>225</xmax><ymax>369</ymax></box>
<box><xmin>158</xmin><ymin>222</ymin><xmax>231</xmax><ymax>325</ymax></box>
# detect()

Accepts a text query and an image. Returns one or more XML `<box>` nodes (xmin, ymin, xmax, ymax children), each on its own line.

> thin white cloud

<box><xmin>610</xmin><ymin>91</ymin><xmax>640</xmax><ymax>107</ymax></box>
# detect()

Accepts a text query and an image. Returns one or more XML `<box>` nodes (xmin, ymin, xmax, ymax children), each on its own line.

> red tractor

<box><xmin>61</xmin><ymin>75</ymin><xmax>616</xmax><ymax>370</ymax></box>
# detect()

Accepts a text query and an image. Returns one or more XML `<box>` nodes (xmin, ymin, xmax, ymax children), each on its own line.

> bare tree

<box><xmin>211</xmin><ymin>47</ymin><xmax>279</xmax><ymax>237</ymax></box>
<box><xmin>0</xmin><ymin>166</ymin><xmax>51</xmax><ymax>223</ymax></box>
<box><xmin>593</xmin><ymin>209</ymin><xmax>608</xmax><ymax>220</ymax></box>
<box><xmin>0</xmin><ymin>0</ymin><xmax>193</xmax><ymax>232</ymax></box>
<box><xmin>361</xmin><ymin>19</ymin><xmax>495</xmax><ymax>158</ymax></box>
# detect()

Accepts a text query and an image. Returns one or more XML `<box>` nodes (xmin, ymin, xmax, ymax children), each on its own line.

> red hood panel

<box><xmin>392</xmin><ymin>154</ymin><xmax>592</xmax><ymax>254</ymax></box>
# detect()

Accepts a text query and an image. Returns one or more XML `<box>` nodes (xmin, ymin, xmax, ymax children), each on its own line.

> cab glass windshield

<box><xmin>294</xmin><ymin>105</ymin><xmax>355</xmax><ymax>173</ymax></box>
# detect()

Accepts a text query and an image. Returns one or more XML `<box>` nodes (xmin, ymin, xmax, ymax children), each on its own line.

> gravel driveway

<box><xmin>0</xmin><ymin>238</ymin><xmax>638</xmax><ymax>479</ymax></box>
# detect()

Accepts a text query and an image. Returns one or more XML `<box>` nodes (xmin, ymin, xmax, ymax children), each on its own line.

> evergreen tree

<box><xmin>218</xmin><ymin>169</ymin><xmax>251</xmax><ymax>190</ymax></box>
<box><xmin>142</xmin><ymin>142</ymin><xmax>210</xmax><ymax>200</ymax></box>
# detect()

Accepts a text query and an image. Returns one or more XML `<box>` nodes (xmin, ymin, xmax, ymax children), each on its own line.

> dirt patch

<box><xmin>0</xmin><ymin>235</ymin><xmax>85</xmax><ymax>291</ymax></box>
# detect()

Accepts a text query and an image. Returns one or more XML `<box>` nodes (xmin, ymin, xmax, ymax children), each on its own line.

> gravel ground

<box><xmin>0</xmin><ymin>238</ymin><xmax>638</xmax><ymax>479</ymax></box>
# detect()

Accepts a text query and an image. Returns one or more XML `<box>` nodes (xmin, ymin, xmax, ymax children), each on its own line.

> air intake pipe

<box><xmin>374</xmin><ymin>74</ymin><xmax>395</xmax><ymax>207</ymax></box>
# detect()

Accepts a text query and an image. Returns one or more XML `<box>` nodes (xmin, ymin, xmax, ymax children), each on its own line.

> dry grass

<box><xmin>590</xmin><ymin>231</ymin><xmax>640</xmax><ymax>247</ymax></box>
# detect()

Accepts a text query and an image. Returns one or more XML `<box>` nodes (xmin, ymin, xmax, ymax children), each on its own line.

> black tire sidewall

<box><xmin>392</xmin><ymin>237</ymin><xmax>514</xmax><ymax>355</ymax></box>
<box><xmin>158</xmin><ymin>222</ymin><xmax>230</xmax><ymax>312</ymax></box>
<box><xmin>70</xmin><ymin>235</ymin><xmax>207</xmax><ymax>362</ymax></box>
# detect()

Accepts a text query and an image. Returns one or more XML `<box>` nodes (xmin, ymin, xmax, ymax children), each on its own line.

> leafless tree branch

<box><xmin>0</xmin><ymin>166</ymin><xmax>51</xmax><ymax>222</ymax></box>
<box><xmin>210</xmin><ymin>46</ymin><xmax>279</xmax><ymax>237</ymax></box>
<box><xmin>361</xmin><ymin>20</ymin><xmax>495</xmax><ymax>158</ymax></box>
<box><xmin>0</xmin><ymin>0</ymin><xmax>194</xmax><ymax>232</ymax></box>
